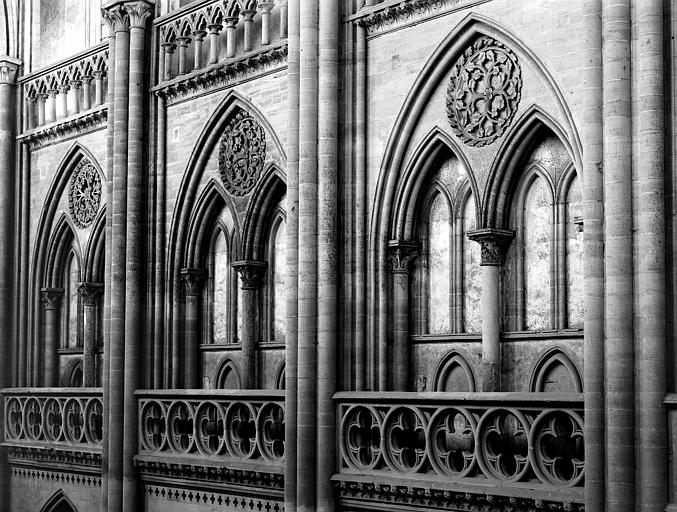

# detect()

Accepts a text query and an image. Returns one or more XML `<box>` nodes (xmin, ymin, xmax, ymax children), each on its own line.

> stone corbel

<box><xmin>466</xmin><ymin>228</ymin><xmax>515</xmax><ymax>266</ymax></box>
<box><xmin>387</xmin><ymin>240</ymin><xmax>421</xmax><ymax>274</ymax></box>
<box><xmin>232</xmin><ymin>260</ymin><xmax>268</xmax><ymax>289</ymax></box>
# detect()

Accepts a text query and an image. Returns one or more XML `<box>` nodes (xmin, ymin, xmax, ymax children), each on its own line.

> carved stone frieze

<box><xmin>466</xmin><ymin>228</ymin><xmax>515</xmax><ymax>266</ymax></box>
<box><xmin>11</xmin><ymin>466</ymin><xmax>102</xmax><ymax>486</ymax></box>
<box><xmin>19</xmin><ymin>106</ymin><xmax>108</xmax><ymax>150</ymax></box>
<box><xmin>219</xmin><ymin>111</ymin><xmax>267</xmax><ymax>197</ymax></box>
<box><xmin>447</xmin><ymin>36</ymin><xmax>522</xmax><ymax>147</ymax></box>
<box><xmin>143</xmin><ymin>483</ymin><xmax>283</xmax><ymax>511</ymax></box>
<box><xmin>69</xmin><ymin>159</ymin><xmax>103</xmax><ymax>229</ymax></box>
<box><xmin>354</xmin><ymin>0</ymin><xmax>489</xmax><ymax>37</ymax></box>
<box><xmin>6</xmin><ymin>445</ymin><xmax>102</xmax><ymax>471</ymax></box>
<box><xmin>335</xmin><ymin>479</ymin><xmax>582</xmax><ymax>512</ymax></box>
<box><xmin>153</xmin><ymin>42</ymin><xmax>288</xmax><ymax>103</ymax></box>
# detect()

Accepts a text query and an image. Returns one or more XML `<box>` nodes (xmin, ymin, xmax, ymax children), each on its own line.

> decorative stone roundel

<box><xmin>218</xmin><ymin>111</ymin><xmax>267</xmax><ymax>197</ymax></box>
<box><xmin>69</xmin><ymin>159</ymin><xmax>102</xmax><ymax>229</ymax></box>
<box><xmin>446</xmin><ymin>36</ymin><xmax>522</xmax><ymax>147</ymax></box>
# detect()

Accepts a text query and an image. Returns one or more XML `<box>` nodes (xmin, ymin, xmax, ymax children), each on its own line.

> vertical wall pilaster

<box><xmin>181</xmin><ymin>268</ymin><xmax>207</xmax><ymax>388</ymax></box>
<box><xmin>387</xmin><ymin>241</ymin><xmax>419</xmax><ymax>391</ymax></box>
<box><xmin>233</xmin><ymin>261</ymin><xmax>266</xmax><ymax>389</ymax></box>
<box><xmin>468</xmin><ymin>229</ymin><xmax>513</xmax><ymax>392</ymax></box>
<box><xmin>602</xmin><ymin>0</ymin><xmax>634</xmax><ymax>509</ymax></box>
<box><xmin>634</xmin><ymin>0</ymin><xmax>668</xmax><ymax>510</ymax></box>
<box><xmin>78</xmin><ymin>282</ymin><xmax>104</xmax><ymax>387</ymax></box>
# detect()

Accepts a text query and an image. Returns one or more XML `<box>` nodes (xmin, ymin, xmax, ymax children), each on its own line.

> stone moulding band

<box><xmin>17</xmin><ymin>106</ymin><xmax>108</xmax><ymax>150</ymax></box>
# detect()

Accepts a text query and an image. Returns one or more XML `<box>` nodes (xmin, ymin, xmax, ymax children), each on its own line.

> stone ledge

<box><xmin>17</xmin><ymin>106</ymin><xmax>107</xmax><ymax>150</ymax></box>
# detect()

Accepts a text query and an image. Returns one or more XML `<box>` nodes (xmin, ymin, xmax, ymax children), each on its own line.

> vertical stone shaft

<box><xmin>122</xmin><ymin>4</ymin><xmax>152</xmax><ymax>510</ymax></box>
<box><xmin>18</xmin><ymin>144</ymin><xmax>29</xmax><ymax>387</ymax></box>
<box><xmin>468</xmin><ymin>230</ymin><xmax>512</xmax><ymax>392</ymax></box>
<box><xmin>0</xmin><ymin>57</ymin><xmax>19</xmax><ymax>507</ymax></box>
<box><xmin>297</xmin><ymin>0</ymin><xmax>318</xmax><ymax>508</ymax></box>
<box><xmin>105</xmin><ymin>7</ymin><xmax>130</xmax><ymax>511</ymax></box>
<box><xmin>154</xmin><ymin>95</ymin><xmax>166</xmax><ymax>389</ymax></box>
<box><xmin>40</xmin><ymin>288</ymin><xmax>63</xmax><ymax>387</ymax></box>
<box><xmin>602</xmin><ymin>0</ymin><xmax>634</xmax><ymax>509</ymax></box>
<box><xmin>181</xmin><ymin>269</ymin><xmax>205</xmax><ymax>388</ymax></box>
<box><xmin>635</xmin><ymin>0</ymin><xmax>667</xmax><ymax>510</ymax></box>
<box><xmin>284</xmin><ymin>0</ymin><xmax>300</xmax><ymax>508</ymax></box>
<box><xmin>581</xmin><ymin>1</ymin><xmax>605</xmax><ymax>510</ymax></box>
<box><xmin>101</xmin><ymin>26</ymin><xmax>116</xmax><ymax>512</ymax></box>
<box><xmin>354</xmin><ymin>19</ymin><xmax>366</xmax><ymax>391</ymax></box>
<box><xmin>234</xmin><ymin>262</ymin><xmax>266</xmax><ymax>389</ymax></box>
<box><xmin>317</xmin><ymin>0</ymin><xmax>338</xmax><ymax>508</ymax></box>
<box><xmin>79</xmin><ymin>283</ymin><xmax>103</xmax><ymax>387</ymax></box>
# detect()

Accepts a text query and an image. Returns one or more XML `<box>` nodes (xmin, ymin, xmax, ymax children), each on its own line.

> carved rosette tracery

<box><xmin>68</xmin><ymin>159</ymin><xmax>102</xmax><ymax>229</ymax></box>
<box><xmin>446</xmin><ymin>36</ymin><xmax>522</xmax><ymax>147</ymax></box>
<box><xmin>218</xmin><ymin>110</ymin><xmax>267</xmax><ymax>196</ymax></box>
<box><xmin>467</xmin><ymin>229</ymin><xmax>514</xmax><ymax>266</ymax></box>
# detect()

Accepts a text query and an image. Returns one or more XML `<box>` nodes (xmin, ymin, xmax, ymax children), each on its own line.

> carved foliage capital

<box><xmin>467</xmin><ymin>229</ymin><xmax>515</xmax><ymax>266</ymax></box>
<box><xmin>102</xmin><ymin>6</ymin><xmax>130</xmax><ymax>33</ymax></box>
<box><xmin>388</xmin><ymin>240</ymin><xmax>421</xmax><ymax>274</ymax></box>
<box><xmin>232</xmin><ymin>261</ymin><xmax>267</xmax><ymax>290</ymax></box>
<box><xmin>124</xmin><ymin>1</ymin><xmax>154</xmax><ymax>29</ymax></box>
<box><xmin>77</xmin><ymin>282</ymin><xmax>104</xmax><ymax>306</ymax></box>
<box><xmin>0</xmin><ymin>57</ymin><xmax>21</xmax><ymax>84</ymax></box>
<box><xmin>41</xmin><ymin>287</ymin><xmax>64</xmax><ymax>310</ymax></box>
<box><xmin>180</xmin><ymin>268</ymin><xmax>207</xmax><ymax>296</ymax></box>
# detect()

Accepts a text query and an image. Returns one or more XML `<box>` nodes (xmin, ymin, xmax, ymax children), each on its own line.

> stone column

<box><xmin>41</xmin><ymin>287</ymin><xmax>64</xmax><ymax>387</ymax></box>
<box><xmin>176</xmin><ymin>36</ymin><xmax>190</xmax><ymax>75</ymax></box>
<box><xmin>181</xmin><ymin>268</ymin><xmax>206</xmax><ymax>389</ymax></box>
<box><xmin>67</xmin><ymin>80</ymin><xmax>81</xmax><ymax>116</ymax></box>
<box><xmin>0</xmin><ymin>56</ymin><xmax>20</xmax><ymax>509</ymax></box>
<box><xmin>93</xmin><ymin>70</ymin><xmax>106</xmax><ymax>106</ymax></box>
<box><xmin>122</xmin><ymin>3</ymin><xmax>153</xmax><ymax>511</ymax></box>
<box><xmin>192</xmin><ymin>30</ymin><xmax>206</xmax><ymax>69</ymax></box>
<box><xmin>78</xmin><ymin>283</ymin><xmax>103</xmax><ymax>387</ymax></box>
<box><xmin>233</xmin><ymin>261</ymin><xmax>266</xmax><ymax>389</ymax></box>
<box><xmin>46</xmin><ymin>89</ymin><xmax>57</xmax><ymax>123</ymax></box>
<box><xmin>242</xmin><ymin>10</ymin><xmax>256</xmax><ymax>52</ymax></box>
<box><xmin>284</xmin><ymin>0</ymin><xmax>300</xmax><ymax>508</ymax></box>
<box><xmin>57</xmin><ymin>84</ymin><xmax>69</xmax><ymax>119</ymax></box>
<box><xmin>207</xmin><ymin>24</ymin><xmax>222</xmax><ymax>64</ymax></box>
<box><xmin>387</xmin><ymin>240</ymin><xmax>419</xmax><ymax>391</ymax></box>
<box><xmin>581</xmin><ymin>1</ymin><xmax>604</xmax><ymax>510</ymax></box>
<box><xmin>37</xmin><ymin>93</ymin><xmax>47</xmax><ymax>125</ymax></box>
<box><xmin>634</xmin><ymin>1</ymin><xmax>667</xmax><ymax>510</ymax></box>
<box><xmin>602</xmin><ymin>1</ymin><xmax>634</xmax><ymax>509</ymax></box>
<box><xmin>259</xmin><ymin>1</ymin><xmax>273</xmax><ymax>45</ymax></box>
<box><xmin>224</xmin><ymin>17</ymin><xmax>238</xmax><ymax>58</ymax></box>
<box><xmin>467</xmin><ymin>229</ymin><xmax>513</xmax><ymax>392</ymax></box>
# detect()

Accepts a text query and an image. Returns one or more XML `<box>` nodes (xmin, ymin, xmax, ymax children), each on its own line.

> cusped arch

<box><xmin>214</xmin><ymin>357</ymin><xmax>242</xmax><ymax>389</ymax></box>
<box><xmin>391</xmin><ymin>126</ymin><xmax>480</xmax><ymax>241</ymax></box>
<box><xmin>40</xmin><ymin>489</ymin><xmax>78</xmax><ymax>512</ymax></box>
<box><xmin>433</xmin><ymin>350</ymin><xmax>476</xmax><ymax>392</ymax></box>
<box><xmin>483</xmin><ymin>104</ymin><xmax>577</xmax><ymax>228</ymax></box>
<box><xmin>529</xmin><ymin>347</ymin><xmax>582</xmax><ymax>393</ymax></box>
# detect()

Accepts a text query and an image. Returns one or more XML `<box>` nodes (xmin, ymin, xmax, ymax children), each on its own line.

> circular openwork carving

<box><xmin>426</xmin><ymin>407</ymin><xmax>477</xmax><ymax>477</ymax></box>
<box><xmin>341</xmin><ymin>405</ymin><xmax>382</xmax><ymax>470</ymax></box>
<box><xmin>63</xmin><ymin>398</ymin><xmax>85</xmax><ymax>444</ymax></box>
<box><xmin>446</xmin><ymin>36</ymin><xmax>522</xmax><ymax>147</ymax></box>
<box><xmin>6</xmin><ymin>397</ymin><xmax>23</xmax><ymax>440</ymax></box>
<box><xmin>195</xmin><ymin>401</ymin><xmax>225</xmax><ymax>456</ymax></box>
<box><xmin>218</xmin><ymin>111</ymin><xmax>267</xmax><ymax>197</ymax></box>
<box><xmin>141</xmin><ymin>400</ymin><xmax>167</xmax><ymax>452</ymax></box>
<box><xmin>23</xmin><ymin>397</ymin><xmax>42</xmax><ymax>441</ymax></box>
<box><xmin>42</xmin><ymin>398</ymin><xmax>64</xmax><ymax>442</ymax></box>
<box><xmin>529</xmin><ymin>410</ymin><xmax>584</xmax><ymax>487</ymax></box>
<box><xmin>69</xmin><ymin>159</ymin><xmax>102</xmax><ymax>228</ymax></box>
<box><xmin>167</xmin><ymin>401</ymin><xmax>195</xmax><ymax>454</ymax></box>
<box><xmin>476</xmin><ymin>408</ymin><xmax>530</xmax><ymax>482</ymax></box>
<box><xmin>224</xmin><ymin>401</ymin><xmax>258</xmax><ymax>459</ymax></box>
<box><xmin>382</xmin><ymin>406</ymin><xmax>428</xmax><ymax>473</ymax></box>
<box><xmin>84</xmin><ymin>397</ymin><xmax>104</xmax><ymax>445</ymax></box>
<box><xmin>256</xmin><ymin>402</ymin><xmax>285</xmax><ymax>461</ymax></box>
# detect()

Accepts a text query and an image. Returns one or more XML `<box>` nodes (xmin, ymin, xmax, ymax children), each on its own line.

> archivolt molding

<box><xmin>352</xmin><ymin>0</ymin><xmax>491</xmax><ymax>38</ymax></box>
<box><xmin>432</xmin><ymin>349</ymin><xmax>477</xmax><ymax>392</ymax></box>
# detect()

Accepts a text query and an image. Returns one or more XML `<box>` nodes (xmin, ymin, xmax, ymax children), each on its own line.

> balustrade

<box><xmin>22</xmin><ymin>43</ymin><xmax>109</xmax><ymax>132</ymax></box>
<box><xmin>3</xmin><ymin>388</ymin><xmax>103</xmax><ymax>449</ymax></box>
<box><xmin>336</xmin><ymin>392</ymin><xmax>584</xmax><ymax>497</ymax></box>
<box><xmin>137</xmin><ymin>389</ymin><xmax>285</xmax><ymax>466</ymax></box>
<box><xmin>156</xmin><ymin>0</ymin><xmax>288</xmax><ymax>84</ymax></box>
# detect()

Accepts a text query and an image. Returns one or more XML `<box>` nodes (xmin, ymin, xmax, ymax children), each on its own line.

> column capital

<box><xmin>388</xmin><ymin>240</ymin><xmax>421</xmax><ymax>274</ymax></box>
<box><xmin>258</xmin><ymin>1</ymin><xmax>274</xmax><ymax>13</ymax></box>
<box><xmin>180</xmin><ymin>268</ymin><xmax>207</xmax><ymax>296</ymax></box>
<box><xmin>467</xmin><ymin>228</ymin><xmax>515</xmax><ymax>266</ymax></box>
<box><xmin>232</xmin><ymin>260</ymin><xmax>267</xmax><ymax>290</ymax></box>
<box><xmin>0</xmin><ymin>56</ymin><xmax>21</xmax><ymax>84</ymax></box>
<box><xmin>40</xmin><ymin>287</ymin><xmax>64</xmax><ymax>310</ymax></box>
<box><xmin>102</xmin><ymin>0</ymin><xmax>154</xmax><ymax>31</ymax></box>
<box><xmin>77</xmin><ymin>282</ymin><xmax>104</xmax><ymax>306</ymax></box>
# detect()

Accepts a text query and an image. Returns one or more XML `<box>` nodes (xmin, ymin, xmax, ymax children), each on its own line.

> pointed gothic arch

<box><xmin>39</xmin><ymin>490</ymin><xmax>78</xmax><ymax>512</ymax></box>
<box><xmin>529</xmin><ymin>347</ymin><xmax>582</xmax><ymax>393</ymax></box>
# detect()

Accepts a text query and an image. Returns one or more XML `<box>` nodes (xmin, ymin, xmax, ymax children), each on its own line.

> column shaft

<box><xmin>297</xmin><ymin>0</ymin><xmax>319</xmax><ymax>508</ymax></box>
<box><xmin>41</xmin><ymin>288</ymin><xmax>63</xmax><ymax>387</ymax></box>
<box><xmin>481</xmin><ymin>265</ymin><xmax>500</xmax><ymax>390</ymax></box>
<box><xmin>602</xmin><ymin>0</ymin><xmax>634</xmax><ymax>509</ymax></box>
<box><xmin>79</xmin><ymin>283</ymin><xmax>103</xmax><ymax>387</ymax></box>
<box><xmin>635</xmin><ymin>0</ymin><xmax>667</xmax><ymax>510</ymax></box>
<box><xmin>181</xmin><ymin>269</ymin><xmax>206</xmax><ymax>388</ymax></box>
<box><xmin>233</xmin><ymin>262</ymin><xmax>266</xmax><ymax>389</ymax></box>
<box><xmin>284</xmin><ymin>0</ymin><xmax>300</xmax><ymax>508</ymax></box>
